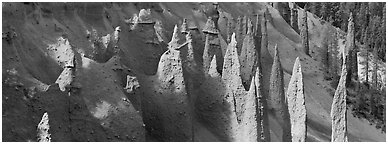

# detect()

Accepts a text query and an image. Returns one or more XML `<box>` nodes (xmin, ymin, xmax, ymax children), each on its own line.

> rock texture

<box><xmin>37</xmin><ymin>112</ymin><xmax>51</xmax><ymax>142</ymax></box>
<box><xmin>290</xmin><ymin>2</ymin><xmax>299</xmax><ymax>34</ymax></box>
<box><xmin>286</xmin><ymin>57</ymin><xmax>307</xmax><ymax>142</ymax></box>
<box><xmin>142</xmin><ymin>29</ymin><xmax>193</xmax><ymax>141</ymax></box>
<box><xmin>254</xmin><ymin>66</ymin><xmax>270</xmax><ymax>141</ymax></box>
<box><xmin>202</xmin><ymin>18</ymin><xmax>223</xmax><ymax>74</ymax></box>
<box><xmin>269</xmin><ymin>45</ymin><xmax>291</xmax><ymax>141</ymax></box>
<box><xmin>239</xmin><ymin>18</ymin><xmax>257</xmax><ymax>89</ymax></box>
<box><xmin>330</xmin><ymin>57</ymin><xmax>349</xmax><ymax>142</ymax></box>
<box><xmin>300</xmin><ymin>6</ymin><xmax>310</xmax><ymax>56</ymax></box>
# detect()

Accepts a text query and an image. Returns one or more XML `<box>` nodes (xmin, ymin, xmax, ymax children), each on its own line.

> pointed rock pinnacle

<box><xmin>331</xmin><ymin>57</ymin><xmax>348</xmax><ymax>142</ymax></box>
<box><xmin>286</xmin><ymin>57</ymin><xmax>307</xmax><ymax>142</ymax></box>
<box><xmin>181</xmin><ymin>18</ymin><xmax>189</xmax><ymax>34</ymax></box>
<box><xmin>202</xmin><ymin>18</ymin><xmax>219</xmax><ymax>34</ymax></box>
<box><xmin>168</xmin><ymin>25</ymin><xmax>180</xmax><ymax>50</ymax></box>
<box><xmin>37</xmin><ymin>112</ymin><xmax>51</xmax><ymax>142</ymax></box>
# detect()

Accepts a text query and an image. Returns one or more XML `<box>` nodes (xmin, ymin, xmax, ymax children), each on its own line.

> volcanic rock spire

<box><xmin>300</xmin><ymin>6</ymin><xmax>310</xmax><ymax>56</ymax></box>
<box><xmin>202</xmin><ymin>18</ymin><xmax>222</xmax><ymax>74</ymax></box>
<box><xmin>286</xmin><ymin>57</ymin><xmax>307</xmax><ymax>142</ymax></box>
<box><xmin>290</xmin><ymin>2</ymin><xmax>299</xmax><ymax>34</ymax></box>
<box><xmin>254</xmin><ymin>66</ymin><xmax>270</xmax><ymax>141</ymax></box>
<box><xmin>168</xmin><ymin>25</ymin><xmax>180</xmax><ymax>50</ymax></box>
<box><xmin>239</xmin><ymin>17</ymin><xmax>257</xmax><ymax>89</ymax></box>
<box><xmin>269</xmin><ymin>45</ymin><xmax>291</xmax><ymax>141</ymax></box>
<box><xmin>181</xmin><ymin>18</ymin><xmax>189</xmax><ymax>34</ymax></box>
<box><xmin>203</xmin><ymin>18</ymin><xmax>219</xmax><ymax>34</ymax></box>
<box><xmin>331</xmin><ymin>53</ymin><xmax>349</xmax><ymax>142</ymax></box>
<box><xmin>37</xmin><ymin>112</ymin><xmax>51</xmax><ymax>142</ymax></box>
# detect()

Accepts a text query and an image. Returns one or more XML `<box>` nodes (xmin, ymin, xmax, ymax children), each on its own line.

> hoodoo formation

<box><xmin>2</xmin><ymin>2</ymin><xmax>385</xmax><ymax>142</ymax></box>
<box><xmin>286</xmin><ymin>57</ymin><xmax>307</xmax><ymax>142</ymax></box>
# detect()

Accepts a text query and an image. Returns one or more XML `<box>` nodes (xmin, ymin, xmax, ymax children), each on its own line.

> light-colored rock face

<box><xmin>168</xmin><ymin>25</ymin><xmax>180</xmax><ymax>50</ymax></box>
<box><xmin>37</xmin><ymin>112</ymin><xmax>51</xmax><ymax>142</ymax></box>
<box><xmin>286</xmin><ymin>57</ymin><xmax>307</xmax><ymax>142</ymax></box>
<box><xmin>254</xmin><ymin>66</ymin><xmax>270</xmax><ymax>142</ymax></box>
<box><xmin>269</xmin><ymin>45</ymin><xmax>291</xmax><ymax>141</ymax></box>
<box><xmin>124</xmin><ymin>75</ymin><xmax>140</xmax><ymax>94</ymax></box>
<box><xmin>203</xmin><ymin>18</ymin><xmax>219</xmax><ymax>34</ymax></box>
<box><xmin>181</xmin><ymin>18</ymin><xmax>189</xmax><ymax>34</ymax></box>
<box><xmin>331</xmin><ymin>57</ymin><xmax>348</xmax><ymax>142</ymax></box>
<box><xmin>47</xmin><ymin>37</ymin><xmax>75</xmax><ymax>68</ymax></box>
<box><xmin>55</xmin><ymin>67</ymin><xmax>74</xmax><ymax>91</ymax></box>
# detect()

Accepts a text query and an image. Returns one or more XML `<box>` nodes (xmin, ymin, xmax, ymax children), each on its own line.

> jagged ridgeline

<box><xmin>2</xmin><ymin>2</ymin><xmax>385</xmax><ymax>142</ymax></box>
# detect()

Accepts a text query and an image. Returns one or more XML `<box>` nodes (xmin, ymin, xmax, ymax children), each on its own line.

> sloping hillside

<box><xmin>2</xmin><ymin>2</ymin><xmax>385</xmax><ymax>142</ymax></box>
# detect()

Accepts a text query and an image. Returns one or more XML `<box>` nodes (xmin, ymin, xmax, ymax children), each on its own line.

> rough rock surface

<box><xmin>124</xmin><ymin>75</ymin><xmax>140</xmax><ymax>94</ymax></box>
<box><xmin>300</xmin><ymin>7</ymin><xmax>309</xmax><ymax>56</ymax></box>
<box><xmin>144</xmin><ymin>49</ymin><xmax>193</xmax><ymax>141</ymax></box>
<box><xmin>37</xmin><ymin>112</ymin><xmax>51</xmax><ymax>142</ymax></box>
<box><xmin>254</xmin><ymin>66</ymin><xmax>270</xmax><ymax>141</ymax></box>
<box><xmin>168</xmin><ymin>25</ymin><xmax>181</xmax><ymax>50</ymax></box>
<box><xmin>239</xmin><ymin>18</ymin><xmax>257</xmax><ymax>89</ymax></box>
<box><xmin>289</xmin><ymin>2</ymin><xmax>299</xmax><ymax>34</ymax></box>
<box><xmin>181</xmin><ymin>18</ymin><xmax>189</xmax><ymax>34</ymax></box>
<box><xmin>55</xmin><ymin>67</ymin><xmax>74</xmax><ymax>91</ymax></box>
<box><xmin>269</xmin><ymin>45</ymin><xmax>291</xmax><ymax>141</ymax></box>
<box><xmin>202</xmin><ymin>18</ymin><xmax>219</xmax><ymax>34</ymax></box>
<box><xmin>286</xmin><ymin>57</ymin><xmax>307</xmax><ymax>142</ymax></box>
<box><xmin>330</xmin><ymin>55</ymin><xmax>349</xmax><ymax>142</ymax></box>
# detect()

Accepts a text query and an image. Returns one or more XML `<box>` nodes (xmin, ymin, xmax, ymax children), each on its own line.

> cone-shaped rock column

<box><xmin>269</xmin><ymin>45</ymin><xmax>291</xmax><ymax>141</ymax></box>
<box><xmin>221</xmin><ymin>33</ymin><xmax>260</xmax><ymax>141</ymax></box>
<box><xmin>169</xmin><ymin>25</ymin><xmax>181</xmax><ymax>50</ymax></box>
<box><xmin>237</xmin><ymin>75</ymin><xmax>259</xmax><ymax>141</ymax></box>
<box><xmin>151</xmin><ymin>32</ymin><xmax>193</xmax><ymax>141</ymax></box>
<box><xmin>290</xmin><ymin>2</ymin><xmax>299</xmax><ymax>34</ymax></box>
<box><xmin>300</xmin><ymin>6</ymin><xmax>310</xmax><ymax>56</ymax></box>
<box><xmin>330</xmin><ymin>56</ymin><xmax>348</xmax><ymax>142</ymax></box>
<box><xmin>239</xmin><ymin>17</ymin><xmax>257</xmax><ymax>89</ymax></box>
<box><xmin>286</xmin><ymin>57</ymin><xmax>307</xmax><ymax>142</ymax></box>
<box><xmin>181</xmin><ymin>18</ymin><xmax>189</xmax><ymax>34</ymax></box>
<box><xmin>37</xmin><ymin>112</ymin><xmax>51</xmax><ymax>142</ymax></box>
<box><xmin>202</xmin><ymin>18</ymin><xmax>223</xmax><ymax>74</ymax></box>
<box><xmin>254</xmin><ymin>66</ymin><xmax>270</xmax><ymax>141</ymax></box>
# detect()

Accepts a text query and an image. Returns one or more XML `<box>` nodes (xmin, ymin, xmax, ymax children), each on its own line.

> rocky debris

<box><xmin>289</xmin><ymin>2</ymin><xmax>299</xmax><ymax>34</ymax></box>
<box><xmin>286</xmin><ymin>57</ymin><xmax>306</xmax><ymax>142</ymax></box>
<box><xmin>239</xmin><ymin>17</ymin><xmax>257</xmax><ymax>89</ymax></box>
<box><xmin>124</xmin><ymin>75</ymin><xmax>140</xmax><ymax>94</ymax></box>
<box><xmin>181</xmin><ymin>18</ymin><xmax>189</xmax><ymax>34</ymax></box>
<box><xmin>126</xmin><ymin>9</ymin><xmax>154</xmax><ymax>31</ymax></box>
<box><xmin>254</xmin><ymin>66</ymin><xmax>270</xmax><ymax>141</ymax></box>
<box><xmin>300</xmin><ymin>6</ymin><xmax>310</xmax><ymax>56</ymax></box>
<box><xmin>37</xmin><ymin>112</ymin><xmax>51</xmax><ymax>142</ymax></box>
<box><xmin>269</xmin><ymin>45</ymin><xmax>291</xmax><ymax>141</ymax></box>
<box><xmin>331</xmin><ymin>55</ymin><xmax>349</xmax><ymax>142</ymax></box>
<box><xmin>202</xmin><ymin>18</ymin><xmax>219</xmax><ymax>34</ymax></box>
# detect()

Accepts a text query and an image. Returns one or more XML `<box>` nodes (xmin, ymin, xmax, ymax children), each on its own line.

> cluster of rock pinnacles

<box><xmin>37</xmin><ymin>5</ymin><xmax>351</xmax><ymax>142</ymax></box>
